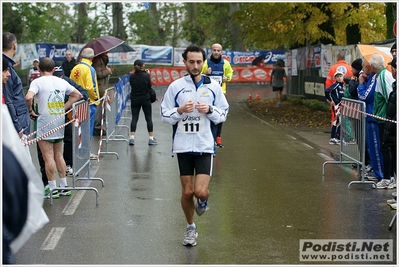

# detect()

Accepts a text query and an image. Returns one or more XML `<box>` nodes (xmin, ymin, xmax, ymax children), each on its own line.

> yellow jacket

<box><xmin>202</xmin><ymin>58</ymin><xmax>233</xmax><ymax>94</ymax></box>
<box><xmin>70</xmin><ymin>58</ymin><xmax>100</xmax><ymax>105</ymax></box>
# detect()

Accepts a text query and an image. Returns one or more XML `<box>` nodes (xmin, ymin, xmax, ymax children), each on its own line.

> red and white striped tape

<box><xmin>341</xmin><ymin>101</ymin><xmax>397</xmax><ymax>124</ymax></box>
<box><xmin>96</xmin><ymin>92</ymin><xmax>111</xmax><ymax>161</ymax></box>
<box><xmin>23</xmin><ymin>119</ymin><xmax>75</xmax><ymax>146</ymax></box>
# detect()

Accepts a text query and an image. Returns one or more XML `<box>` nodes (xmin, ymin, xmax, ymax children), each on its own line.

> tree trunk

<box><xmin>112</xmin><ymin>3</ymin><xmax>126</xmax><ymax>40</ymax></box>
<box><xmin>346</xmin><ymin>3</ymin><xmax>361</xmax><ymax>45</ymax></box>
<box><xmin>76</xmin><ymin>3</ymin><xmax>87</xmax><ymax>43</ymax></box>
<box><xmin>229</xmin><ymin>3</ymin><xmax>244</xmax><ymax>50</ymax></box>
<box><xmin>315</xmin><ymin>3</ymin><xmax>335</xmax><ymax>45</ymax></box>
<box><xmin>386</xmin><ymin>3</ymin><xmax>397</xmax><ymax>39</ymax></box>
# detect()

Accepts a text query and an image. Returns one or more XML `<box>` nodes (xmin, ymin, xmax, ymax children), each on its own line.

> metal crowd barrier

<box><xmin>51</xmin><ymin>100</ymin><xmax>105</xmax><ymax>206</ymax></box>
<box><xmin>322</xmin><ymin>98</ymin><xmax>376</xmax><ymax>189</ymax></box>
<box><xmin>98</xmin><ymin>87</ymin><xmax>129</xmax><ymax>159</ymax></box>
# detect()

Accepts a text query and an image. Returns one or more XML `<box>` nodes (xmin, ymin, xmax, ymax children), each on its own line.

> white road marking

<box><xmin>40</xmin><ymin>227</ymin><xmax>65</xmax><ymax>250</ymax></box>
<box><xmin>300</xmin><ymin>142</ymin><xmax>313</xmax><ymax>149</ymax></box>
<box><xmin>62</xmin><ymin>165</ymin><xmax>99</xmax><ymax>216</ymax></box>
<box><xmin>286</xmin><ymin>134</ymin><xmax>297</xmax><ymax>140</ymax></box>
<box><xmin>317</xmin><ymin>153</ymin><xmax>334</xmax><ymax>161</ymax></box>
<box><xmin>62</xmin><ymin>190</ymin><xmax>86</xmax><ymax>215</ymax></box>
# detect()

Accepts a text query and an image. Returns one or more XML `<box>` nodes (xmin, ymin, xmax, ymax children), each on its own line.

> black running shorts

<box><xmin>176</xmin><ymin>153</ymin><xmax>213</xmax><ymax>176</ymax></box>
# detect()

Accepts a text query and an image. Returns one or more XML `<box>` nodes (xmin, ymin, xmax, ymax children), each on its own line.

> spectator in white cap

<box><xmin>28</xmin><ymin>58</ymin><xmax>40</xmax><ymax>84</ymax></box>
<box><xmin>325</xmin><ymin>71</ymin><xmax>345</xmax><ymax>145</ymax></box>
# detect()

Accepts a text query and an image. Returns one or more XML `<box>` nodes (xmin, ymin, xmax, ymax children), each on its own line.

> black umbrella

<box><xmin>252</xmin><ymin>55</ymin><xmax>266</xmax><ymax>66</ymax></box>
<box><xmin>109</xmin><ymin>43</ymin><xmax>135</xmax><ymax>53</ymax></box>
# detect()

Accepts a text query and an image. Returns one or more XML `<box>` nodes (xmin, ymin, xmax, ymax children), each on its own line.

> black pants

<box><xmin>216</xmin><ymin>122</ymin><xmax>223</xmax><ymax>138</ymax></box>
<box><xmin>130</xmin><ymin>99</ymin><xmax>153</xmax><ymax>133</ymax></box>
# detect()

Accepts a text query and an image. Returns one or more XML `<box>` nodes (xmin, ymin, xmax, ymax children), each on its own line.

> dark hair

<box><xmin>343</xmin><ymin>76</ymin><xmax>351</xmax><ymax>85</ymax></box>
<box><xmin>2</xmin><ymin>32</ymin><xmax>17</xmax><ymax>51</ymax></box>
<box><xmin>182</xmin><ymin>44</ymin><xmax>206</xmax><ymax>61</ymax></box>
<box><xmin>38</xmin><ymin>57</ymin><xmax>55</xmax><ymax>73</ymax></box>
<box><xmin>3</xmin><ymin>57</ymin><xmax>10</xmax><ymax>71</ymax></box>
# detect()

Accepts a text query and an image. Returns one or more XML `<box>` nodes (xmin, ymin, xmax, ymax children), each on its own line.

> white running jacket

<box><xmin>160</xmin><ymin>75</ymin><xmax>229</xmax><ymax>154</ymax></box>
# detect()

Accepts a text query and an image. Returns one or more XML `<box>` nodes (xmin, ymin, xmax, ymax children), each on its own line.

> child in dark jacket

<box><xmin>325</xmin><ymin>71</ymin><xmax>345</xmax><ymax>145</ymax></box>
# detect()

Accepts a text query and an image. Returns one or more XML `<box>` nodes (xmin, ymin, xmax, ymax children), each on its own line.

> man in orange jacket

<box><xmin>325</xmin><ymin>51</ymin><xmax>353</xmax><ymax>88</ymax></box>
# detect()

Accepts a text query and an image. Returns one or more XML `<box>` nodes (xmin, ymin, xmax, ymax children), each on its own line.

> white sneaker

<box><xmin>388</xmin><ymin>177</ymin><xmax>396</xmax><ymax>189</ymax></box>
<box><xmin>373</xmin><ymin>179</ymin><xmax>391</xmax><ymax>189</ymax></box>
<box><xmin>388</xmin><ymin>203</ymin><xmax>397</xmax><ymax>210</ymax></box>
<box><xmin>66</xmin><ymin>165</ymin><xmax>73</xmax><ymax>176</ymax></box>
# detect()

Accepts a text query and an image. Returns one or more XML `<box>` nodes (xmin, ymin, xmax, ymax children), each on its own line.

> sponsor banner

<box><xmin>205</xmin><ymin>49</ymin><xmax>285</xmax><ymax>66</ymax></box>
<box><xmin>18</xmin><ymin>43</ymin><xmax>38</xmax><ymax>70</ymax></box>
<box><xmin>141</xmin><ymin>45</ymin><xmax>173</xmax><ymax>65</ymax></box>
<box><xmin>314</xmin><ymin>44</ymin><xmax>322</xmax><ymax>70</ymax></box>
<box><xmin>173</xmin><ymin>47</ymin><xmax>186</xmax><ymax>67</ymax></box>
<box><xmin>67</xmin><ymin>43</ymin><xmax>86</xmax><ymax>60</ymax></box>
<box><xmin>36</xmin><ymin>43</ymin><xmax>69</xmax><ymax>63</ymax></box>
<box><xmin>300</xmin><ymin>239</ymin><xmax>393</xmax><ymax>262</ymax></box>
<box><xmin>114</xmin><ymin>74</ymin><xmax>131</xmax><ymax>124</ymax></box>
<box><xmin>149</xmin><ymin>66</ymin><xmax>273</xmax><ymax>86</ymax></box>
<box><xmin>291</xmin><ymin>49</ymin><xmax>298</xmax><ymax>76</ymax></box>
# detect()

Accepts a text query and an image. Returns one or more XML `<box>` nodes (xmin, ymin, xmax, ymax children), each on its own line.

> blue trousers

<box><xmin>366</xmin><ymin>121</ymin><xmax>384</xmax><ymax>179</ymax></box>
<box><xmin>89</xmin><ymin>104</ymin><xmax>97</xmax><ymax>139</ymax></box>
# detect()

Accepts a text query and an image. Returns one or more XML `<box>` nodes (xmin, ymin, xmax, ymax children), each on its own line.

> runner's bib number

<box><xmin>210</xmin><ymin>76</ymin><xmax>223</xmax><ymax>86</ymax></box>
<box><xmin>178</xmin><ymin>113</ymin><xmax>205</xmax><ymax>133</ymax></box>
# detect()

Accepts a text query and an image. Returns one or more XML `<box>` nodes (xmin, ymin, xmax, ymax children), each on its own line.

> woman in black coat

<box><xmin>129</xmin><ymin>59</ymin><xmax>157</xmax><ymax>146</ymax></box>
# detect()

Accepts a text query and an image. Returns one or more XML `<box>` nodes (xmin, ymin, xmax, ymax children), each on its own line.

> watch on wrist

<box><xmin>207</xmin><ymin>105</ymin><xmax>213</xmax><ymax>114</ymax></box>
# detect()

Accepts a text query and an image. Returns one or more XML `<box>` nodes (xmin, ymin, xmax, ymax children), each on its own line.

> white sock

<box><xmin>149</xmin><ymin>136</ymin><xmax>154</xmax><ymax>140</ymax></box>
<box><xmin>48</xmin><ymin>180</ymin><xmax>57</xmax><ymax>190</ymax></box>
<box><xmin>60</xmin><ymin>177</ymin><xmax>67</xmax><ymax>187</ymax></box>
<box><xmin>198</xmin><ymin>198</ymin><xmax>206</xmax><ymax>204</ymax></box>
<box><xmin>187</xmin><ymin>223</ymin><xmax>196</xmax><ymax>229</ymax></box>
<box><xmin>130</xmin><ymin>135</ymin><xmax>134</xmax><ymax>139</ymax></box>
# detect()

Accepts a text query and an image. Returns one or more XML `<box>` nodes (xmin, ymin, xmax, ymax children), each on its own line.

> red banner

<box><xmin>147</xmin><ymin>66</ymin><xmax>274</xmax><ymax>86</ymax></box>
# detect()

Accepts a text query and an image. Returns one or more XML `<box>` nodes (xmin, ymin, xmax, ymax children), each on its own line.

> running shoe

<box><xmin>365</xmin><ymin>173</ymin><xmax>379</xmax><ymax>181</ymax></box>
<box><xmin>373</xmin><ymin>179</ymin><xmax>391</xmax><ymax>189</ymax></box>
<box><xmin>216</xmin><ymin>137</ymin><xmax>224</xmax><ymax>148</ymax></box>
<box><xmin>388</xmin><ymin>178</ymin><xmax>396</xmax><ymax>189</ymax></box>
<box><xmin>58</xmin><ymin>187</ymin><xmax>72</xmax><ymax>196</ymax></box>
<box><xmin>90</xmin><ymin>153</ymin><xmax>98</xmax><ymax>160</ymax></box>
<box><xmin>66</xmin><ymin>165</ymin><xmax>74</xmax><ymax>176</ymax></box>
<box><xmin>183</xmin><ymin>226</ymin><xmax>198</xmax><ymax>246</ymax></box>
<box><xmin>334</xmin><ymin>138</ymin><xmax>341</xmax><ymax>145</ymax></box>
<box><xmin>388</xmin><ymin>203</ymin><xmax>397</xmax><ymax>210</ymax></box>
<box><xmin>195</xmin><ymin>198</ymin><xmax>208</xmax><ymax>216</ymax></box>
<box><xmin>44</xmin><ymin>185</ymin><xmax>60</xmax><ymax>199</ymax></box>
<box><xmin>129</xmin><ymin>137</ymin><xmax>134</xmax><ymax>146</ymax></box>
<box><xmin>329</xmin><ymin>138</ymin><xmax>336</xmax><ymax>145</ymax></box>
<box><xmin>148</xmin><ymin>138</ymin><xmax>157</xmax><ymax>145</ymax></box>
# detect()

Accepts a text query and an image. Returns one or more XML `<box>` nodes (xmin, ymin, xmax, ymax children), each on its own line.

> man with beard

<box><xmin>161</xmin><ymin>44</ymin><xmax>229</xmax><ymax>247</ymax></box>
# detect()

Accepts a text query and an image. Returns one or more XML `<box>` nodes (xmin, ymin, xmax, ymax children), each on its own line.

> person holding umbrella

<box><xmin>93</xmin><ymin>51</ymin><xmax>114</xmax><ymax>135</ymax></box>
<box><xmin>70</xmin><ymin>47</ymin><xmax>100</xmax><ymax>160</ymax></box>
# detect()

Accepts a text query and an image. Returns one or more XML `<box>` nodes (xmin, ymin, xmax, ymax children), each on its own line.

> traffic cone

<box><xmin>255</xmin><ymin>92</ymin><xmax>261</xmax><ymax>100</ymax></box>
<box><xmin>248</xmin><ymin>92</ymin><xmax>252</xmax><ymax>100</ymax></box>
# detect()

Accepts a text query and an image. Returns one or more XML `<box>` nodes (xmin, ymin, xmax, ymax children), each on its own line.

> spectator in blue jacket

<box><xmin>2</xmin><ymin>32</ymin><xmax>31</xmax><ymax>138</ymax></box>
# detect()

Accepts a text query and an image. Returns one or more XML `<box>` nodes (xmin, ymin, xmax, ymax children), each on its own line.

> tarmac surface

<box><xmin>15</xmin><ymin>84</ymin><xmax>397</xmax><ymax>265</ymax></box>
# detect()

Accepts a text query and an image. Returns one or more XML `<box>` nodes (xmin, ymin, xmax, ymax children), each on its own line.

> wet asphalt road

<box><xmin>15</xmin><ymin>85</ymin><xmax>396</xmax><ymax>265</ymax></box>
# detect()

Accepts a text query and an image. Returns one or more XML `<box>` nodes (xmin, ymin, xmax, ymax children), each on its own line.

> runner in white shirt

<box><xmin>26</xmin><ymin>57</ymin><xmax>82</xmax><ymax>199</ymax></box>
<box><xmin>160</xmin><ymin>44</ymin><xmax>229</xmax><ymax>247</ymax></box>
